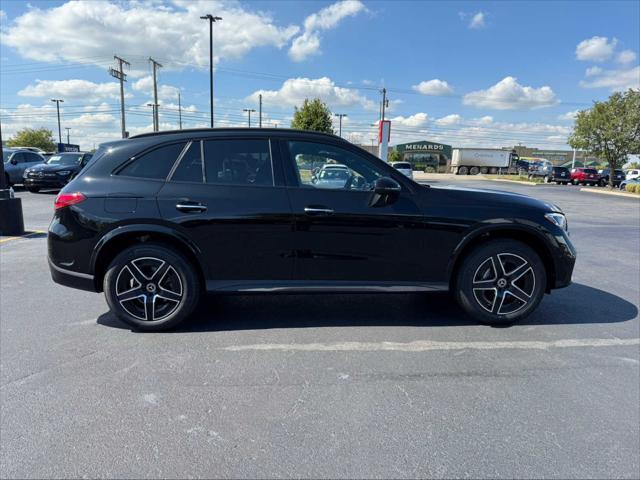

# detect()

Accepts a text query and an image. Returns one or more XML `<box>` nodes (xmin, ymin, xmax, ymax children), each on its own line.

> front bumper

<box><xmin>24</xmin><ymin>177</ymin><xmax>68</xmax><ymax>188</ymax></box>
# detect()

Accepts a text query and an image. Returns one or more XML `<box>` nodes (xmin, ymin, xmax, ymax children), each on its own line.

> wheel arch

<box><xmin>91</xmin><ymin>225</ymin><xmax>207</xmax><ymax>292</ymax></box>
<box><xmin>448</xmin><ymin>225</ymin><xmax>556</xmax><ymax>293</ymax></box>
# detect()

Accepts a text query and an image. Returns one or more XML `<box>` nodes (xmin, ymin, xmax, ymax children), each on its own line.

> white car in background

<box><xmin>625</xmin><ymin>169</ymin><xmax>640</xmax><ymax>181</ymax></box>
<box><xmin>391</xmin><ymin>161</ymin><xmax>413</xmax><ymax>179</ymax></box>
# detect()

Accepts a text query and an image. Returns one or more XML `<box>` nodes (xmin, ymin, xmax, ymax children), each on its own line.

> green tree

<box><xmin>7</xmin><ymin>127</ymin><xmax>56</xmax><ymax>152</ymax></box>
<box><xmin>387</xmin><ymin>149</ymin><xmax>403</xmax><ymax>163</ymax></box>
<box><xmin>291</xmin><ymin>98</ymin><xmax>334</xmax><ymax>134</ymax></box>
<box><xmin>569</xmin><ymin>89</ymin><xmax>640</xmax><ymax>188</ymax></box>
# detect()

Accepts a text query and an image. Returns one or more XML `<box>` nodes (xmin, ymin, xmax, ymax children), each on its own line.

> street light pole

<box><xmin>335</xmin><ymin>113</ymin><xmax>347</xmax><ymax>137</ymax></box>
<box><xmin>200</xmin><ymin>14</ymin><xmax>222</xmax><ymax>128</ymax></box>
<box><xmin>51</xmin><ymin>98</ymin><xmax>64</xmax><ymax>145</ymax></box>
<box><xmin>243</xmin><ymin>108</ymin><xmax>256</xmax><ymax>128</ymax></box>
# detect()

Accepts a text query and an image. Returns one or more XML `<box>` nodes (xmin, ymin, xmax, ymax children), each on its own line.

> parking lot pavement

<box><xmin>1</xmin><ymin>181</ymin><xmax>639</xmax><ymax>478</ymax></box>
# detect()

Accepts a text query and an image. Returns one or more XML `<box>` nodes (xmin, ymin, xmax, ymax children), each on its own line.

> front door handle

<box><xmin>304</xmin><ymin>206</ymin><xmax>334</xmax><ymax>216</ymax></box>
<box><xmin>176</xmin><ymin>202</ymin><xmax>207</xmax><ymax>213</ymax></box>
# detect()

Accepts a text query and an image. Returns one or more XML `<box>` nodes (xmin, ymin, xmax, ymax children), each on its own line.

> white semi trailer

<box><xmin>450</xmin><ymin>148</ymin><xmax>520</xmax><ymax>175</ymax></box>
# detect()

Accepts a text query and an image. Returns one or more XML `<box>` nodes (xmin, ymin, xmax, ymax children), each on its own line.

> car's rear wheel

<box><xmin>104</xmin><ymin>243</ymin><xmax>200</xmax><ymax>331</ymax></box>
<box><xmin>455</xmin><ymin>240</ymin><xmax>546</xmax><ymax>325</ymax></box>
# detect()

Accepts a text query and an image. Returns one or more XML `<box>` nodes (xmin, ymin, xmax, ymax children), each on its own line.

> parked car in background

<box><xmin>10</xmin><ymin>146</ymin><xmax>46</xmax><ymax>154</ymax></box>
<box><xmin>23</xmin><ymin>152</ymin><xmax>93</xmax><ymax>192</ymax></box>
<box><xmin>2</xmin><ymin>148</ymin><xmax>46</xmax><ymax>186</ymax></box>
<box><xmin>570</xmin><ymin>167</ymin><xmax>599</xmax><ymax>186</ymax></box>
<box><xmin>619</xmin><ymin>177</ymin><xmax>640</xmax><ymax>190</ymax></box>
<box><xmin>597</xmin><ymin>169</ymin><xmax>625</xmax><ymax>187</ymax></box>
<box><xmin>625</xmin><ymin>169</ymin><xmax>640</xmax><ymax>181</ymax></box>
<box><xmin>529</xmin><ymin>165</ymin><xmax>571</xmax><ymax>184</ymax></box>
<box><xmin>48</xmin><ymin>128</ymin><xmax>575</xmax><ymax>331</ymax></box>
<box><xmin>391</xmin><ymin>161</ymin><xmax>413</xmax><ymax>179</ymax></box>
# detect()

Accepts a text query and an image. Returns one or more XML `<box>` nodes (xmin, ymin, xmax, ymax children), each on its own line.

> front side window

<box><xmin>118</xmin><ymin>142</ymin><xmax>186</xmax><ymax>179</ymax></box>
<box><xmin>289</xmin><ymin>141</ymin><xmax>385</xmax><ymax>191</ymax></box>
<box><xmin>203</xmin><ymin>139</ymin><xmax>273</xmax><ymax>186</ymax></box>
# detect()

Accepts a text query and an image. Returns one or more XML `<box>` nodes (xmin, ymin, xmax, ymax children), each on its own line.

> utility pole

<box><xmin>200</xmin><ymin>14</ymin><xmax>222</xmax><ymax>128</ymax></box>
<box><xmin>243</xmin><ymin>108</ymin><xmax>256</xmax><ymax>128</ymax></box>
<box><xmin>335</xmin><ymin>113</ymin><xmax>347</xmax><ymax>137</ymax></box>
<box><xmin>178</xmin><ymin>92</ymin><xmax>182</xmax><ymax>130</ymax></box>
<box><xmin>65</xmin><ymin>127</ymin><xmax>71</xmax><ymax>145</ymax></box>
<box><xmin>149</xmin><ymin>57</ymin><xmax>163</xmax><ymax>132</ymax></box>
<box><xmin>380</xmin><ymin>88</ymin><xmax>387</xmax><ymax>137</ymax></box>
<box><xmin>109</xmin><ymin>55</ymin><xmax>130</xmax><ymax>138</ymax></box>
<box><xmin>259</xmin><ymin>94</ymin><xmax>262</xmax><ymax>128</ymax></box>
<box><xmin>50</xmin><ymin>98</ymin><xmax>64</xmax><ymax>145</ymax></box>
<box><xmin>146</xmin><ymin>103</ymin><xmax>158</xmax><ymax>130</ymax></box>
<box><xmin>571</xmin><ymin>148</ymin><xmax>576</xmax><ymax>170</ymax></box>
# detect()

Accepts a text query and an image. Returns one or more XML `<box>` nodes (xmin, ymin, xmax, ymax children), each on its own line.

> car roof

<box><xmin>129</xmin><ymin>127</ymin><xmax>344</xmax><ymax>141</ymax></box>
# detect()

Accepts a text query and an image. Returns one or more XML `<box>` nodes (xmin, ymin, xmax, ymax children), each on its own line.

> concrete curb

<box><xmin>579</xmin><ymin>188</ymin><xmax>640</xmax><ymax>199</ymax></box>
<box><xmin>482</xmin><ymin>177</ymin><xmax>539</xmax><ymax>186</ymax></box>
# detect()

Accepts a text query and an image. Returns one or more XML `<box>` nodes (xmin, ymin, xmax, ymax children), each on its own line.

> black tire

<box><xmin>103</xmin><ymin>243</ymin><xmax>200</xmax><ymax>331</ymax></box>
<box><xmin>455</xmin><ymin>240</ymin><xmax>546</xmax><ymax>326</ymax></box>
<box><xmin>27</xmin><ymin>187</ymin><xmax>40</xmax><ymax>193</ymax></box>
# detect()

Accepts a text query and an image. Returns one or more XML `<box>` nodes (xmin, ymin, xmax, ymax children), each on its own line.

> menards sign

<box><xmin>394</xmin><ymin>140</ymin><xmax>452</xmax><ymax>158</ymax></box>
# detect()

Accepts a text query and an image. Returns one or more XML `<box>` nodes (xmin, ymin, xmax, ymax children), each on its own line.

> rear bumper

<box><xmin>48</xmin><ymin>257</ymin><xmax>97</xmax><ymax>292</ymax></box>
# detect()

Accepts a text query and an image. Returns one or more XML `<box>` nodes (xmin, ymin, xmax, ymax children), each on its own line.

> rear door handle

<box><xmin>176</xmin><ymin>202</ymin><xmax>207</xmax><ymax>213</ymax></box>
<box><xmin>304</xmin><ymin>207</ymin><xmax>334</xmax><ymax>216</ymax></box>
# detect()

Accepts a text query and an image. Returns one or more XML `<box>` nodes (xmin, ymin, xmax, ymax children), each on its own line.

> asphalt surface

<box><xmin>1</xmin><ymin>179</ymin><xmax>639</xmax><ymax>479</ymax></box>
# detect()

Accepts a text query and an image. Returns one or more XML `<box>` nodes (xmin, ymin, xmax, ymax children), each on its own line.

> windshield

<box><xmin>319</xmin><ymin>169</ymin><xmax>349</xmax><ymax>180</ymax></box>
<box><xmin>2</xmin><ymin>150</ymin><xmax>14</xmax><ymax>162</ymax></box>
<box><xmin>46</xmin><ymin>154</ymin><xmax>83</xmax><ymax>165</ymax></box>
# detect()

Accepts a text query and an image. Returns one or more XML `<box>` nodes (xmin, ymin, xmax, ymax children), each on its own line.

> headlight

<box><xmin>56</xmin><ymin>170</ymin><xmax>71</xmax><ymax>176</ymax></box>
<box><xmin>545</xmin><ymin>212</ymin><xmax>568</xmax><ymax>231</ymax></box>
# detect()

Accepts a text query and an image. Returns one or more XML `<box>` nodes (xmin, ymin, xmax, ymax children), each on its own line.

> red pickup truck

<box><xmin>571</xmin><ymin>167</ymin><xmax>599</xmax><ymax>186</ymax></box>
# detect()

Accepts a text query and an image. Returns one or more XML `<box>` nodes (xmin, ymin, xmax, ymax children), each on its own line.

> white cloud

<box><xmin>248</xmin><ymin>77</ymin><xmax>376</xmax><ymax>110</ymax></box>
<box><xmin>412</xmin><ymin>79</ymin><xmax>454</xmax><ymax>96</ymax></box>
<box><xmin>390</xmin><ymin>113</ymin><xmax>429</xmax><ymax>127</ymax></box>
<box><xmin>1</xmin><ymin>1</ymin><xmax>299</xmax><ymax>70</ymax></box>
<box><xmin>65</xmin><ymin>112</ymin><xmax>118</xmax><ymax>127</ymax></box>
<box><xmin>463</xmin><ymin>76</ymin><xmax>558</xmax><ymax>110</ymax></box>
<box><xmin>558</xmin><ymin>110</ymin><xmax>580</xmax><ymax>121</ymax></box>
<box><xmin>18</xmin><ymin>79</ymin><xmax>121</xmax><ymax>101</ymax></box>
<box><xmin>617</xmin><ymin>49</ymin><xmax>637</xmax><ymax>64</ymax></box>
<box><xmin>476</xmin><ymin>116</ymin><xmax>494</xmax><ymax>125</ymax></box>
<box><xmin>132</xmin><ymin>75</ymin><xmax>180</xmax><ymax>101</ymax></box>
<box><xmin>580</xmin><ymin>65</ymin><xmax>640</xmax><ymax>91</ymax></box>
<box><xmin>575</xmin><ymin>36</ymin><xmax>618</xmax><ymax>62</ymax></box>
<box><xmin>434</xmin><ymin>114</ymin><xmax>462</xmax><ymax>126</ymax></box>
<box><xmin>469</xmin><ymin>12</ymin><xmax>486</xmax><ymax>29</ymax></box>
<box><xmin>585</xmin><ymin>66</ymin><xmax>603</xmax><ymax>77</ymax></box>
<box><xmin>289</xmin><ymin>0</ymin><xmax>366</xmax><ymax>61</ymax></box>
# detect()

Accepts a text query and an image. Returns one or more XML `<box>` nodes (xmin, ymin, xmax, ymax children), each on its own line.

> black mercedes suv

<box><xmin>48</xmin><ymin>128</ymin><xmax>576</xmax><ymax>331</ymax></box>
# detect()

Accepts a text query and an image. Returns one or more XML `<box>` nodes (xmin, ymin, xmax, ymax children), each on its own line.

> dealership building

<box><xmin>391</xmin><ymin>140</ymin><xmax>453</xmax><ymax>172</ymax></box>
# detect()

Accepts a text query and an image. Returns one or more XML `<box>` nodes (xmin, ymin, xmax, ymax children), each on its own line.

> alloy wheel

<box><xmin>472</xmin><ymin>253</ymin><xmax>536</xmax><ymax>315</ymax></box>
<box><xmin>115</xmin><ymin>257</ymin><xmax>183</xmax><ymax>321</ymax></box>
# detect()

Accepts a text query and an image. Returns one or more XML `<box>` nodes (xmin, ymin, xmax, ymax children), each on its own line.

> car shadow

<box><xmin>96</xmin><ymin>282</ymin><xmax>638</xmax><ymax>332</ymax></box>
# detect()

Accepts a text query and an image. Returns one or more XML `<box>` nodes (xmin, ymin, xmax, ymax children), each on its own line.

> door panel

<box><xmin>282</xmin><ymin>140</ymin><xmax>427</xmax><ymax>282</ymax></box>
<box><xmin>156</xmin><ymin>138</ymin><xmax>293</xmax><ymax>283</ymax></box>
<box><xmin>287</xmin><ymin>187</ymin><xmax>426</xmax><ymax>281</ymax></box>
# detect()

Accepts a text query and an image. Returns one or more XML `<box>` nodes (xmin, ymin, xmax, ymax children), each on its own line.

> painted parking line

<box><xmin>0</xmin><ymin>230</ymin><xmax>47</xmax><ymax>244</ymax></box>
<box><xmin>223</xmin><ymin>337</ymin><xmax>640</xmax><ymax>353</ymax></box>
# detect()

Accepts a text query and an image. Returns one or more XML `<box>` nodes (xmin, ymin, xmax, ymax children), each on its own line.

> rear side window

<box><xmin>171</xmin><ymin>141</ymin><xmax>203</xmax><ymax>183</ymax></box>
<box><xmin>203</xmin><ymin>139</ymin><xmax>273</xmax><ymax>186</ymax></box>
<box><xmin>393</xmin><ymin>162</ymin><xmax>411</xmax><ymax>169</ymax></box>
<box><xmin>118</xmin><ymin>142</ymin><xmax>186</xmax><ymax>179</ymax></box>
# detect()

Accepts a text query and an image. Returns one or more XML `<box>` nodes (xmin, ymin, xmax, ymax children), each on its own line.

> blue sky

<box><xmin>1</xmin><ymin>0</ymin><xmax>638</xmax><ymax>150</ymax></box>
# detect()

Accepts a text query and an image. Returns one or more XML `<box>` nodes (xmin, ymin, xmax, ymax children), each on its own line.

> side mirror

<box><xmin>10</xmin><ymin>158</ymin><xmax>18</xmax><ymax>165</ymax></box>
<box><xmin>369</xmin><ymin>177</ymin><xmax>401</xmax><ymax>207</ymax></box>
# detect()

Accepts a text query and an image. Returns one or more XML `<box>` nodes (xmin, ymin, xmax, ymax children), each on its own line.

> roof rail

<box><xmin>128</xmin><ymin>127</ymin><xmax>343</xmax><ymax>140</ymax></box>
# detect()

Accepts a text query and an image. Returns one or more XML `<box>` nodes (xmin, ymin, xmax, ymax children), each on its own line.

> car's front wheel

<box><xmin>104</xmin><ymin>243</ymin><xmax>200</xmax><ymax>331</ymax></box>
<box><xmin>455</xmin><ymin>240</ymin><xmax>546</xmax><ymax>325</ymax></box>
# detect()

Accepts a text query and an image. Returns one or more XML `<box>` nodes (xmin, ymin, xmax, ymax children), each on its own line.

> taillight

<box><xmin>54</xmin><ymin>192</ymin><xmax>86</xmax><ymax>210</ymax></box>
